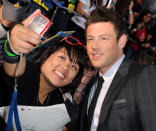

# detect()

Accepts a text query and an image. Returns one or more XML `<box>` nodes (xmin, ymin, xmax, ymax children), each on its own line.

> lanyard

<box><xmin>7</xmin><ymin>87</ymin><xmax>22</xmax><ymax>131</ymax></box>
<box><xmin>6</xmin><ymin>52</ymin><xmax>23</xmax><ymax>131</ymax></box>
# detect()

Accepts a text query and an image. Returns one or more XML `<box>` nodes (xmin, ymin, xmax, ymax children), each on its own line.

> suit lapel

<box><xmin>97</xmin><ymin>59</ymin><xmax>132</xmax><ymax>129</ymax></box>
<box><xmin>80</xmin><ymin>74</ymin><xmax>99</xmax><ymax>131</ymax></box>
<box><xmin>86</xmin><ymin>73</ymin><xmax>99</xmax><ymax>104</ymax></box>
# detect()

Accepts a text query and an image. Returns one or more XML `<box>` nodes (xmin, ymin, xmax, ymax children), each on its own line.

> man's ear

<box><xmin>118</xmin><ymin>34</ymin><xmax>127</xmax><ymax>49</ymax></box>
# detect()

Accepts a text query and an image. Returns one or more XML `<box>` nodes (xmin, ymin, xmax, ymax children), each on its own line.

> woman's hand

<box><xmin>9</xmin><ymin>24</ymin><xmax>41</xmax><ymax>54</ymax></box>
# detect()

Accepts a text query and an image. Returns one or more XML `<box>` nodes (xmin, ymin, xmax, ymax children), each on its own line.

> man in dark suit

<box><xmin>79</xmin><ymin>7</ymin><xmax>156</xmax><ymax>131</ymax></box>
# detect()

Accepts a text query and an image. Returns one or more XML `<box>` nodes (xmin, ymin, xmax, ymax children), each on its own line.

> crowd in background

<box><xmin>26</xmin><ymin>0</ymin><xmax>156</xmax><ymax>66</ymax></box>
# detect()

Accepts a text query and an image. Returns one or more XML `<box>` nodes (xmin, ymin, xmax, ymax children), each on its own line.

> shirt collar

<box><xmin>99</xmin><ymin>55</ymin><xmax>125</xmax><ymax>81</ymax></box>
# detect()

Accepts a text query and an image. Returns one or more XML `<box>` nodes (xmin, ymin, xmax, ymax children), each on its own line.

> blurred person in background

<box><xmin>67</xmin><ymin>0</ymin><xmax>108</xmax><ymax>44</ymax></box>
<box><xmin>125</xmin><ymin>0</ymin><xmax>142</xmax><ymax>29</ymax></box>
<box><xmin>73</xmin><ymin>59</ymin><xmax>97</xmax><ymax>106</ymax></box>
<box><xmin>125</xmin><ymin>9</ymin><xmax>152</xmax><ymax>61</ymax></box>
<box><xmin>0</xmin><ymin>0</ymin><xmax>31</xmax><ymax>38</ymax></box>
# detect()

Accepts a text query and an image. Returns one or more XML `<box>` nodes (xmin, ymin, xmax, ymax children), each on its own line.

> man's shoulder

<box><xmin>130</xmin><ymin>62</ymin><xmax>155</xmax><ymax>72</ymax></box>
<box><xmin>128</xmin><ymin>62</ymin><xmax>148</xmax><ymax>75</ymax></box>
<box><xmin>127</xmin><ymin>62</ymin><xmax>156</xmax><ymax>84</ymax></box>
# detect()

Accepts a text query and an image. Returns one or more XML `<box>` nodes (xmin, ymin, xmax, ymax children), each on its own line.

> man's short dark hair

<box><xmin>86</xmin><ymin>7</ymin><xmax>127</xmax><ymax>40</ymax></box>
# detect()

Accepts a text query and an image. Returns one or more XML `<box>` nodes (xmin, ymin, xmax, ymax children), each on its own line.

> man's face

<box><xmin>41</xmin><ymin>48</ymin><xmax>79</xmax><ymax>88</ymax></box>
<box><xmin>86</xmin><ymin>22</ymin><xmax>126</xmax><ymax>74</ymax></box>
<box><xmin>0</xmin><ymin>6</ymin><xmax>15</xmax><ymax>27</ymax></box>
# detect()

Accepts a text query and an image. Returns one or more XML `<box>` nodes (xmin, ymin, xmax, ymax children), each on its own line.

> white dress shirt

<box><xmin>89</xmin><ymin>55</ymin><xmax>125</xmax><ymax>131</ymax></box>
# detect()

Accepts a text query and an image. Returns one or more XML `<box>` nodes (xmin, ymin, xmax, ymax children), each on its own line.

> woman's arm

<box><xmin>76</xmin><ymin>1</ymin><xmax>89</xmax><ymax>18</ymax></box>
<box><xmin>128</xmin><ymin>1</ymin><xmax>134</xmax><ymax>25</ymax></box>
<box><xmin>3</xmin><ymin>24</ymin><xmax>41</xmax><ymax>77</ymax></box>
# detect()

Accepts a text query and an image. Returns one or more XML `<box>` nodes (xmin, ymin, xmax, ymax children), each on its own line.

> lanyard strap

<box><xmin>7</xmin><ymin>89</ymin><xmax>22</xmax><ymax>131</ymax></box>
<box><xmin>6</xmin><ymin>32</ymin><xmax>23</xmax><ymax>131</ymax></box>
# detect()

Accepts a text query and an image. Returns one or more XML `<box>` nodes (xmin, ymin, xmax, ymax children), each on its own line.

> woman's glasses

<box><xmin>62</xmin><ymin>36</ymin><xmax>86</xmax><ymax>48</ymax></box>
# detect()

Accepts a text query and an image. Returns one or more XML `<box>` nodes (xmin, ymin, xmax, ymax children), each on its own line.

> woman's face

<box><xmin>41</xmin><ymin>47</ymin><xmax>80</xmax><ymax>88</ymax></box>
<box><xmin>143</xmin><ymin>13</ymin><xmax>152</xmax><ymax>23</ymax></box>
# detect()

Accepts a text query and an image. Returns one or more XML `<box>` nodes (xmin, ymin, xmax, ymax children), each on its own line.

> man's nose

<box><xmin>92</xmin><ymin>39</ymin><xmax>100</xmax><ymax>50</ymax></box>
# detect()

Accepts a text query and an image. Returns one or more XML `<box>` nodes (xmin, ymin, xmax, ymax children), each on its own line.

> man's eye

<box><xmin>87</xmin><ymin>38</ymin><xmax>94</xmax><ymax>42</ymax></box>
<box><xmin>101</xmin><ymin>37</ymin><xmax>108</xmax><ymax>40</ymax></box>
<box><xmin>59</xmin><ymin>56</ymin><xmax>65</xmax><ymax>60</ymax></box>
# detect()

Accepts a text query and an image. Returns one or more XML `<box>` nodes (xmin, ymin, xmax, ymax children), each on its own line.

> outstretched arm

<box><xmin>3</xmin><ymin>24</ymin><xmax>41</xmax><ymax>77</ymax></box>
<box><xmin>128</xmin><ymin>1</ymin><xmax>134</xmax><ymax>25</ymax></box>
<box><xmin>76</xmin><ymin>1</ymin><xmax>89</xmax><ymax>18</ymax></box>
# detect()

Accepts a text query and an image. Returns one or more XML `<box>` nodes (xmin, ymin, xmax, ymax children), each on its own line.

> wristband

<box><xmin>4</xmin><ymin>40</ymin><xmax>17</xmax><ymax>57</ymax></box>
<box><xmin>3</xmin><ymin>40</ymin><xmax>20</xmax><ymax>63</ymax></box>
<box><xmin>3</xmin><ymin>23</ymin><xmax>24</xmax><ymax>63</ymax></box>
<box><xmin>7</xmin><ymin>31</ymin><xmax>22</xmax><ymax>56</ymax></box>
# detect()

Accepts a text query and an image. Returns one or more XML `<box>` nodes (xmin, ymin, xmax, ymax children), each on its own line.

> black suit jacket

<box><xmin>79</xmin><ymin>59</ymin><xmax>156</xmax><ymax>131</ymax></box>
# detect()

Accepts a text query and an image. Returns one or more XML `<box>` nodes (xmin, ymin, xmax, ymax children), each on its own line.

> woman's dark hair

<box><xmin>131</xmin><ymin>9</ymin><xmax>152</xmax><ymax>29</ymax></box>
<box><xmin>36</xmin><ymin>36</ymin><xmax>87</xmax><ymax>93</ymax></box>
<box><xmin>85</xmin><ymin>7</ymin><xmax>127</xmax><ymax>40</ymax></box>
